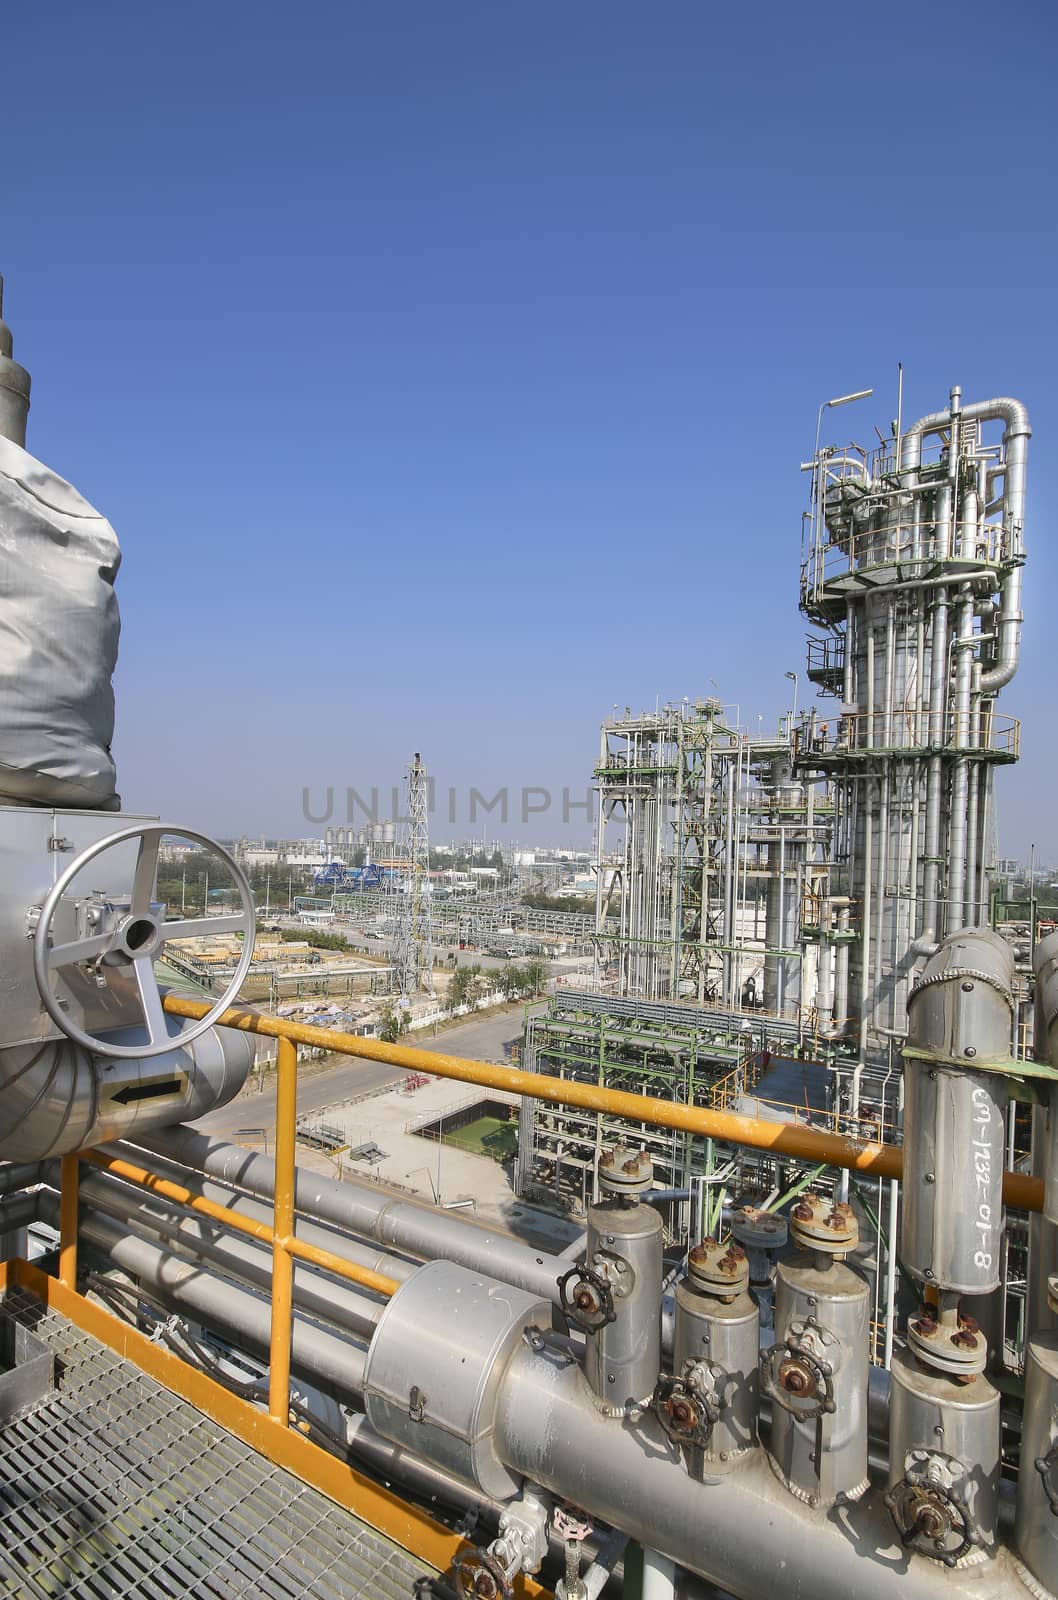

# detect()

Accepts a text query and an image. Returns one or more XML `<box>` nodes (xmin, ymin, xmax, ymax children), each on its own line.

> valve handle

<box><xmin>652</xmin><ymin>1372</ymin><xmax>719</xmax><ymax>1450</ymax></box>
<box><xmin>557</xmin><ymin>1264</ymin><xmax>616</xmax><ymax>1333</ymax></box>
<box><xmin>884</xmin><ymin>1472</ymin><xmax>979</xmax><ymax>1567</ymax></box>
<box><xmin>452</xmin><ymin>1545</ymin><xmax>513</xmax><ymax>1600</ymax></box>
<box><xmin>759</xmin><ymin>1340</ymin><xmax>835</xmax><ymax>1421</ymax></box>
<box><xmin>1035</xmin><ymin>1443</ymin><xmax>1058</xmax><ymax>1516</ymax></box>
<box><xmin>33</xmin><ymin>824</ymin><xmax>256</xmax><ymax>1060</ymax></box>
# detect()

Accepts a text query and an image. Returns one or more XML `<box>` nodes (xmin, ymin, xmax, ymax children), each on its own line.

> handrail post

<box><xmin>59</xmin><ymin>1152</ymin><xmax>80</xmax><ymax>1289</ymax></box>
<box><xmin>269</xmin><ymin>1035</ymin><xmax>298</xmax><ymax>1424</ymax></box>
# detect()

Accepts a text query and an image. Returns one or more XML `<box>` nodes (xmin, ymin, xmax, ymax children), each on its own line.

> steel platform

<box><xmin>0</xmin><ymin>1288</ymin><xmax>442</xmax><ymax>1599</ymax></box>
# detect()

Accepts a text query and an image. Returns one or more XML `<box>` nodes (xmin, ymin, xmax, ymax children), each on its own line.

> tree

<box><xmin>448</xmin><ymin>963</ymin><xmax>483</xmax><ymax>1009</ymax></box>
<box><xmin>521</xmin><ymin>957</ymin><xmax>550</xmax><ymax>997</ymax></box>
<box><xmin>378</xmin><ymin>1002</ymin><xmax>411</xmax><ymax>1043</ymax></box>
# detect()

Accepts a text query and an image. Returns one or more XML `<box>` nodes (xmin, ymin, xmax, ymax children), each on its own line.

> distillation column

<box><xmin>800</xmin><ymin>391</ymin><xmax>1030</xmax><ymax>1088</ymax></box>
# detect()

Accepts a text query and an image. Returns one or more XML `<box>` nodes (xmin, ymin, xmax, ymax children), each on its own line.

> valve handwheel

<box><xmin>33</xmin><ymin>824</ymin><xmax>256</xmax><ymax>1060</ymax></box>
<box><xmin>452</xmin><ymin>1546</ymin><xmax>513</xmax><ymax>1600</ymax></box>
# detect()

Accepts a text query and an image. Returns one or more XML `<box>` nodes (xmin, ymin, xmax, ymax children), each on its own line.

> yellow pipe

<box><xmin>161</xmin><ymin>994</ymin><xmax>1045</xmax><ymax>1213</ymax></box>
<box><xmin>270</xmin><ymin>1036</ymin><xmax>297</xmax><ymax>1424</ymax></box>
<box><xmin>80</xmin><ymin>1147</ymin><xmax>399</xmax><ymax>1297</ymax></box>
<box><xmin>283</xmin><ymin>1234</ymin><xmax>400</xmax><ymax>1298</ymax></box>
<box><xmin>81</xmin><ymin>1149</ymin><xmax>277</xmax><ymax>1245</ymax></box>
<box><xmin>59</xmin><ymin>1152</ymin><xmax>80</xmax><ymax>1290</ymax></box>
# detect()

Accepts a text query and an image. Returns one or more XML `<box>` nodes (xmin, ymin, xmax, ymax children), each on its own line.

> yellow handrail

<box><xmin>159</xmin><ymin>993</ymin><xmax>1044</xmax><ymax>1212</ymax></box>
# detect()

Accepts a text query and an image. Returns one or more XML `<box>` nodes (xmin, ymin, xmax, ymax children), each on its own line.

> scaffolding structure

<box><xmin>391</xmin><ymin>753</ymin><xmax>434</xmax><ymax>997</ymax></box>
<box><xmin>593</xmin><ymin>702</ymin><xmax>828</xmax><ymax>1013</ymax></box>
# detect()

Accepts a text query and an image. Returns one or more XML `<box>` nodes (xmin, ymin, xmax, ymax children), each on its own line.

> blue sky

<box><xmin>4</xmin><ymin>2</ymin><xmax>1056</xmax><ymax>854</ymax></box>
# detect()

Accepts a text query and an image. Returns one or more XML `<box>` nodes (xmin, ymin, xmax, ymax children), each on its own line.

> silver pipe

<box><xmin>72</xmin><ymin>1199</ymin><xmax>370</xmax><ymax>1394</ymax></box>
<box><xmin>495</xmin><ymin>1340</ymin><xmax>1018</xmax><ymax>1600</ymax></box>
<box><xmin>947</xmin><ymin>594</ymin><xmax>975</xmax><ymax>929</ymax></box>
<box><xmin>901</xmin><ymin>397</ymin><xmax>1030</xmax><ymax>694</ymax></box>
<box><xmin>137</xmin><ymin>1126</ymin><xmax>570</xmax><ymax>1306</ymax></box>
<box><xmin>103</xmin><ymin>1141</ymin><xmax>416</xmax><ymax>1283</ymax></box>
<box><xmin>78</xmin><ymin>1169</ymin><xmax>385</xmax><ymax>1338</ymax></box>
<box><xmin>0</xmin><ymin>1021</ymin><xmax>254</xmax><ymax>1161</ymax></box>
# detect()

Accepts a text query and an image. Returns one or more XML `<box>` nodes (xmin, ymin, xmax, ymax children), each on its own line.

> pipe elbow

<box><xmin>0</xmin><ymin>1020</ymin><xmax>254</xmax><ymax>1161</ymax></box>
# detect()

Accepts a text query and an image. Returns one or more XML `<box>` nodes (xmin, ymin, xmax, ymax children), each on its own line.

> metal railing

<box><xmin>54</xmin><ymin>994</ymin><xmax>1045</xmax><ymax>1439</ymax></box>
<box><xmin>796</xmin><ymin>708</ymin><xmax>1020</xmax><ymax>760</ymax></box>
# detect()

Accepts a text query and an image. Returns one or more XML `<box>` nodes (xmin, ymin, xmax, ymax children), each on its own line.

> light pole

<box><xmin>812</xmin><ymin>389</ymin><xmax>874</xmax><ymax>564</ymax></box>
<box><xmin>785</xmin><ymin>670</ymin><xmax>798</xmax><ymax>736</ymax></box>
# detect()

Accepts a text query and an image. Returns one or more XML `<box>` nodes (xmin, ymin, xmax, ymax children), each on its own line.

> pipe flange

<box><xmin>557</xmin><ymin>1265</ymin><xmax>616</xmax><ymax>1334</ymax></box>
<box><xmin>453</xmin><ymin>1546</ymin><xmax>513</xmax><ymax>1600</ymax></box>
<box><xmin>730</xmin><ymin>1207</ymin><xmax>788</xmax><ymax>1250</ymax></box>
<box><xmin>789</xmin><ymin>1193</ymin><xmax>858</xmax><ymax>1254</ymax></box>
<box><xmin>907</xmin><ymin>1306</ymin><xmax>987</xmax><ymax>1377</ymax></box>
<box><xmin>760</xmin><ymin>1337</ymin><xmax>835</xmax><ymax>1420</ymax></box>
<box><xmin>884</xmin><ymin>1468</ymin><xmax>980</xmax><ymax>1568</ymax></box>
<box><xmin>687</xmin><ymin>1236</ymin><xmax>749</xmax><ymax>1297</ymax></box>
<box><xmin>597</xmin><ymin>1145</ymin><xmax>653</xmax><ymax>1197</ymax></box>
<box><xmin>652</xmin><ymin>1370</ymin><xmax>720</xmax><ymax>1451</ymax></box>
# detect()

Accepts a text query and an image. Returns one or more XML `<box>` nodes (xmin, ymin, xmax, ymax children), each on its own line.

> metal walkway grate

<box><xmin>0</xmin><ymin>1290</ymin><xmax>440</xmax><ymax>1599</ymax></box>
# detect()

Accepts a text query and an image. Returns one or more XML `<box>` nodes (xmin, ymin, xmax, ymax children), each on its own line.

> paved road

<box><xmin>193</xmin><ymin>1001</ymin><xmax>544</xmax><ymax>1140</ymax></box>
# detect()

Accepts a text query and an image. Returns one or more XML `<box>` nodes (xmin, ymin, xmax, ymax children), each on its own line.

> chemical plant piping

<box><xmin>0</xmin><ymin>284</ymin><xmax>1052</xmax><ymax>1600</ymax></box>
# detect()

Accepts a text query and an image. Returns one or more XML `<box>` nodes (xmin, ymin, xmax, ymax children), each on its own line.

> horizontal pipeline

<box><xmin>161</xmin><ymin>996</ymin><xmax>1044</xmax><ymax>1213</ymax></box>
<box><xmin>79</xmin><ymin>1148</ymin><xmax>400</xmax><ymax>1298</ymax></box>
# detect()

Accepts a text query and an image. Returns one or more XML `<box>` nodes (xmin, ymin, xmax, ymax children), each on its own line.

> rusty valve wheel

<box><xmin>652</xmin><ymin>1373</ymin><xmax>719</xmax><ymax>1450</ymax></box>
<box><xmin>760</xmin><ymin>1340</ymin><xmax>835</xmax><ymax>1421</ymax></box>
<box><xmin>884</xmin><ymin>1476</ymin><xmax>979</xmax><ymax>1568</ymax></box>
<box><xmin>1035</xmin><ymin>1442</ymin><xmax>1058</xmax><ymax>1516</ymax></box>
<box><xmin>452</xmin><ymin>1547</ymin><xmax>513</xmax><ymax>1600</ymax></box>
<box><xmin>557</xmin><ymin>1265</ymin><xmax>616</xmax><ymax>1334</ymax></box>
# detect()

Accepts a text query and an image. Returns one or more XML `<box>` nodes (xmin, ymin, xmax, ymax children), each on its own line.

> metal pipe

<box><xmin>72</xmin><ymin>1201</ymin><xmax>370</xmax><ymax>1394</ymax></box>
<box><xmin>85</xmin><ymin>1146</ymin><xmax>399</xmax><ymax>1298</ymax></box>
<box><xmin>496</xmin><ymin>1340</ymin><xmax>1018</xmax><ymax>1600</ymax></box>
<box><xmin>76</xmin><ymin>1169</ymin><xmax>384</xmax><ymax>1338</ymax></box>
<box><xmin>0</xmin><ymin>1019</ymin><xmax>254</xmax><ymax>1161</ymax></box>
<box><xmin>101</xmin><ymin>1142</ymin><xmax>416</xmax><ymax>1282</ymax></box>
<box><xmin>0</xmin><ymin>277</ymin><xmax>32</xmax><ymax>447</ymax></box>
<box><xmin>641</xmin><ymin>1550</ymin><xmax>677</xmax><ymax>1599</ymax></box>
<box><xmin>901</xmin><ymin>397</ymin><xmax>1030</xmax><ymax>694</ymax></box>
<box><xmin>137</xmin><ymin>1124</ymin><xmax>574</xmax><ymax>1302</ymax></box>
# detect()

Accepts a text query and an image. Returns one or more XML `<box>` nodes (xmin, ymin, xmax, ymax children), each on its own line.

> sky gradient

<box><xmin>4</xmin><ymin>2</ymin><xmax>1056</xmax><ymax>854</ymax></box>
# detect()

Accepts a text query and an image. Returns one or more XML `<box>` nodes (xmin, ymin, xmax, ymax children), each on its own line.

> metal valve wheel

<box><xmin>557</xmin><ymin>1265</ymin><xmax>616</xmax><ymax>1333</ymax></box>
<box><xmin>33</xmin><ymin>824</ymin><xmax>256</xmax><ymax>1059</ymax></box>
<box><xmin>760</xmin><ymin>1339</ymin><xmax>836</xmax><ymax>1421</ymax></box>
<box><xmin>652</xmin><ymin>1372</ymin><xmax>719</xmax><ymax>1450</ymax></box>
<box><xmin>884</xmin><ymin>1473</ymin><xmax>979</xmax><ymax>1567</ymax></box>
<box><xmin>452</xmin><ymin>1546</ymin><xmax>513</xmax><ymax>1600</ymax></box>
<box><xmin>1035</xmin><ymin>1442</ymin><xmax>1058</xmax><ymax>1515</ymax></box>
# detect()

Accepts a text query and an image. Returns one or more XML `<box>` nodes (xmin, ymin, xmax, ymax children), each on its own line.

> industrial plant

<box><xmin>0</xmin><ymin>274</ymin><xmax>1056</xmax><ymax>1600</ymax></box>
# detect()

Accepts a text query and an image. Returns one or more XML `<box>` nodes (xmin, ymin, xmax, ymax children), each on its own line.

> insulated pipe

<box><xmin>495</xmin><ymin>1340</ymin><xmax>1019</xmax><ymax>1600</ymax></box>
<box><xmin>103</xmin><ymin>1142</ymin><xmax>417</xmax><ymax>1284</ymax></box>
<box><xmin>136</xmin><ymin>1126</ymin><xmax>572</xmax><ymax>1304</ymax></box>
<box><xmin>0</xmin><ymin>1020</ymin><xmax>254</xmax><ymax>1161</ymax></box>
<box><xmin>76</xmin><ymin>1169</ymin><xmax>385</xmax><ymax>1339</ymax></box>
<box><xmin>69</xmin><ymin>1199</ymin><xmax>370</xmax><ymax>1394</ymax></box>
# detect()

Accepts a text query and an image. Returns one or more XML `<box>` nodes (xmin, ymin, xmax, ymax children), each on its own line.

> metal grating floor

<box><xmin>0</xmin><ymin>1290</ymin><xmax>441</xmax><ymax>1599</ymax></box>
